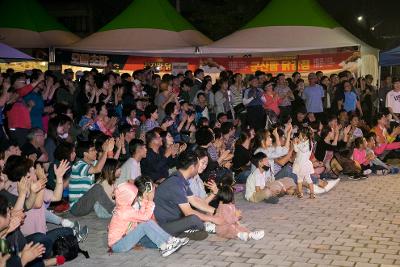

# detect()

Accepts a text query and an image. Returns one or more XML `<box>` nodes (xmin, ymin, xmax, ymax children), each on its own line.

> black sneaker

<box><xmin>348</xmin><ymin>175</ymin><xmax>361</xmax><ymax>180</ymax></box>
<box><xmin>178</xmin><ymin>229</ymin><xmax>208</xmax><ymax>241</ymax></box>
<box><xmin>264</xmin><ymin>196</ymin><xmax>279</xmax><ymax>204</ymax></box>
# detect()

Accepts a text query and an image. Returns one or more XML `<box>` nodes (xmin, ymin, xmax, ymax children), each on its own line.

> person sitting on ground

<box><xmin>108</xmin><ymin>177</ymin><xmax>189</xmax><ymax>257</ymax></box>
<box><xmin>154</xmin><ymin>151</ymin><xmax>219</xmax><ymax>240</ymax></box>
<box><xmin>118</xmin><ymin>139</ymin><xmax>147</xmax><ymax>185</ymax></box>
<box><xmin>213</xmin><ymin>185</ymin><xmax>264</xmax><ymax>241</ymax></box>
<box><xmin>69</xmin><ymin>138</ymin><xmax>114</xmax><ymax>212</ymax></box>
<box><xmin>245</xmin><ymin>152</ymin><xmax>292</xmax><ymax>204</ymax></box>
<box><xmin>21</xmin><ymin>128</ymin><xmax>49</xmax><ymax>164</ymax></box>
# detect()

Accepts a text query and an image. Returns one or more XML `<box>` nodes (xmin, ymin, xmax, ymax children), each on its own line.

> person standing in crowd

<box><xmin>302</xmin><ymin>73</ymin><xmax>325</xmax><ymax>120</ymax></box>
<box><xmin>190</xmin><ymin>69</ymin><xmax>204</xmax><ymax>102</ymax></box>
<box><xmin>385</xmin><ymin>77</ymin><xmax>400</xmax><ymax>122</ymax></box>
<box><xmin>274</xmin><ymin>73</ymin><xmax>294</xmax><ymax>120</ymax></box>
<box><xmin>379</xmin><ymin>75</ymin><xmax>392</xmax><ymax>112</ymax></box>
<box><xmin>243</xmin><ymin>75</ymin><xmax>265</xmax><ymax>131</ymax></box>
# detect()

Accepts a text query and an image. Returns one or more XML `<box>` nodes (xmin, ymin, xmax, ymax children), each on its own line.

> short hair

<box><xmin>176</xmin><ymin>151</ymin><xmax>198</xmax><ymax>170</ymax></box>
<box><xmin>221</xmin><ymin>122</ymin><xmax>234</xmax><ymax>135</ymax></box>
<box><xmin>119</xmin><ymin>124</ymin><xmax>134</xmax><ymax>135</ymax></box>
<box><xmin>144</xmin><ymin>104</ymin><xmax>158</xmax><ymax>119</ymax></box>
<box><xmin>180</xmin><ymin>78</ymin><xmax>193</xmax><ymax>88</ymax></box>
<box><xmin>216</xmin><ymin>185</ymin><xmax>234</xmax><ymax>204</ymax></box>
<box><xmin>194</xmin><ymin>69</ymin><xmax>204</xmax><ymax>77</ymax></box>
<box><xmin>217</xmin><ymin>112</ymin><xmax>227</xmax><ymax>121</ymax></box>
<box><xmin>197</xmin><ymin>92</ymin><xmax>206</xmax><ymax>99</ymax></box>
<box><xmin>54</xmin><ymin>142</ymin><xmax>75</xmax><ymax>161</ymax></box>
<box><xmin>26</xmin><ymin>128</ymin><xmax>44</xmax><ymax>141</ymax></box>
<box><xmin>3</xmin><ymin>155</ymin><xmax>33</xmax><ymax>182</ymax></box>
<box><xmin>145</xmin><ymin>129</ymin><xmax>159</xmax><ymax>146</ymax></box>
<box><xmin>195</xmin><ymin>127</ymin><xmax>214</xmax><ymax>146</ymax></box>
<box><xmin>76</xmin><ymin>141</ymin><xmax>95</xmax><ymax>159</ymax></box>
<box><xmin>184</xmin><ymin>70</ymin><xmax>192</xmax><ymax>76</ymax></box>
<box><xmin>354</xmin><ymin>137</ymin><xmax>364</xmax><ymax>148</ymax></box>
<box><xmin>164</xmin><ymin>102</ymin><xmax>176</xmax><ymax>117</ymax></box>
<box><xmin>194</xmin><ymin>147</ymin><xmax>208</xmax><ymax>159</ymax></box>
<box><xmin>251</xmin><ymin>152</ymin><xmax>267</xmax><ymax>168</ymax></box>
<box><xmin>129</xmin><ymin>139</ymin><xmax>145</xmax><ymax>155</ymax></box>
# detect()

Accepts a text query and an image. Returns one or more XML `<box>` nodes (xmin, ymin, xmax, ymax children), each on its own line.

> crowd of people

<box><xmin>0</xmin><ymin>62</ymin><xmax>400</xmax><ymax>266</ymax></box>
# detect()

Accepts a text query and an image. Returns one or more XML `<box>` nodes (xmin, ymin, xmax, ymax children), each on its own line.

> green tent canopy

<box><xmin>243</xmin><ymin>0</ymin><xmax>339</xmax><ymax>29</ymax></box>
<box><xmin>201</xmin><ymin>0</ymin><xmax>378</xmax><ymax>79</ymax></box>
<box><xmin>68</xmin><ymin>0</ymin><xmax>211</xmax><ymax>55</ymax></box>
<box><xmin>0</xmin><ymin>0</ymin><xmax>80</xmax><ymax>48</ymax></box>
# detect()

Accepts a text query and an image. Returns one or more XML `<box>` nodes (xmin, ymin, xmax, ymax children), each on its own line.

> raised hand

<box><xmin>30</xmin><ymin>175</ymin><xmax>47</xmax><ymax>194</ymax></box>
<box><xmin>7</xmin><ymin>209</ymin><xmax>25</xmax><ymax>234</ymax></box>
<box><xmin>17</xmin><ymin>176</ymin><xmax>30</xmax><ymax>196</ymax></box>
<box><xmin>54</xmin><ymin>160</ymin><xmax>70</xmax><ymax>181</ymax></box>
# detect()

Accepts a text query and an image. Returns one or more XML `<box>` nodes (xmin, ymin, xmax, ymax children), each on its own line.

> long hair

<box><xmin>97</xmin><ymin>159</ymin><xmax>121</xmax><ymax>185</ymax></box>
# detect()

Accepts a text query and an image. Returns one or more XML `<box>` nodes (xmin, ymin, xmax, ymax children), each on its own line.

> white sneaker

<box><xmin>363</xmin><ymin>169</ymin><xmax>372</xmax><ymax>175</ymax></box>
<box><xmin>160</xmin><ymin>238</ymin><xmax>183</xmax><ymax>257</ymax></box>
<box><xmin>249</xmin><ymin>230</ymin><xmax>265</xmax><ymax>240</ymax></box>
<box><xmin>237</xmin><ymin>232</ymin><xmax>249</xmax><ymax>241</ymax></box>
<box><xmin>61</xmin><ymin>219</ymin><xmax>75</xmax><ymax>228</ymax></box>
<box><xmin>204</xmin><ymin>222</ymin><xmax>216</xmax><ymax>234</ymax></box>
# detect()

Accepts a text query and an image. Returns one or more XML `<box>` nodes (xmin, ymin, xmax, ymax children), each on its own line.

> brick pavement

<box><xmin>65</xmin><ymin>175</ymin><xmax>400</xmax><ymax>267</ymax></box>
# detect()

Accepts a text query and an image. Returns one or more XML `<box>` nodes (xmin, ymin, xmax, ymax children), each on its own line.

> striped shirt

<box><xmin>69</xmin><ymin>160</ymin><xmax>97</xmax><ymax>206</ymax></box>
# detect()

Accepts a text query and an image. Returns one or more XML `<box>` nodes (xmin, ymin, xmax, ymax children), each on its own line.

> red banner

<box><xmin>122</xmin><ymin>51</ymin><xmax>357</xmax><ymax>75</ymax></box>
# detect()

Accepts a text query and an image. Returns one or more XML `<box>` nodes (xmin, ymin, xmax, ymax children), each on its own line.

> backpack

<box><xmin>53</xmin><ymin>235</ymin><xmax>90</xmax><ymax>261</ymax></box>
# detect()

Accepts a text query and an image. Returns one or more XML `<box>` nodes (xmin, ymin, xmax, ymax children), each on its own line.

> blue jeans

<box><xmin>111</xmin><ymin>220</ymin><xmax>171</xmax><ymax>253</ymax></box>
<box><xmin>235</xmin><ymin>169</ymin><xmax>251</xmax><ymax>184</ymax></box>
<box><xmin>45</xmin><ymin>210</ymin><xmax>62</xmax><ymax>225</ymax></box>
<box><xmin>275</xmin><ymin>165</ymin><xmax>317</xmax><ymax>184</ymax></box>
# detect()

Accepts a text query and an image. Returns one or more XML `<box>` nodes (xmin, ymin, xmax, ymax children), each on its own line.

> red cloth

<box><xmin>17</xmin><ymin>84</ymin><xmax>34</xmax><ymax>97</ymax></box>
<box><xmin>7</xmin><ymin>100</ymin><xmax>31</xmax><ymax>129</ymax></box>
<box><xmin>263</xmin><ymin>94</ymin><xmax>281</xmax><ymax>115</ymax></box>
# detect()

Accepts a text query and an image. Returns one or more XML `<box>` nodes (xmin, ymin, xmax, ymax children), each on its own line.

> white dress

<box><xmin>292</xmin><ymin>140</ymin><xmax>314</xmax><ymax>182</ymax></box>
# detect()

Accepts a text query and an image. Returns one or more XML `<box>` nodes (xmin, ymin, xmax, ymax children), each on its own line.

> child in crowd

<box><xmin>214</xmin><ymin>185</ymin><xmax>264</xmax><ymax>241</ymax></box>
<box><xmin>352</xmin><ymin>137</ymin><xmax>373</xmax><ymax>176</ymax></box>
<box><xmin>245</xmin><ymin>152</ymin><xmax>294</xmax><ymax>204</ymax></box>
<box><xmin>293</xmin><ymin>127</ymin><xmax>315</xmax><ymax>199</ymax></box>
<box><xmin>108</xmin><ymin>176</ymin><xmax>188</xmax><ymax>257</ymax></box>
<box><xmin>365</xmin><ymin>134</ymin><xmax>400</xmax><ymax>174</ymax></box>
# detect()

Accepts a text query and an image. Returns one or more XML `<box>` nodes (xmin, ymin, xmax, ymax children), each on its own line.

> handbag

<box><xmin>53</xmin><ymin>235</ymin><xmax>90</xmax><ymax>261</ymax></box>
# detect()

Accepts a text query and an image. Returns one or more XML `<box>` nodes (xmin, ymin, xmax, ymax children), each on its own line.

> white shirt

<box><xmin>386</xmin><ymin>90</ymin><xmax>400</xmax><ymax>114</ymax></box>
<box><xmin>245</xmin><ymin>168</ymin><xmax>272</xmax><ymax>200</ymax></box>
<box><xmin>118</xmin><ymin>158</ymin><xmax>141</xmax><ymax>185</ymax></box>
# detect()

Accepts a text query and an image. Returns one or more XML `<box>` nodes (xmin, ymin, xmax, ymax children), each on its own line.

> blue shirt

<box><xmin>303</xmin><ymin>85</ymin><xmax>324</xmax><ymax>113</ymax></box>
<box><xmin>344</xmin><ymin>91</ymin><xmax>358</xmax><ymax>112</ymax></box>
<box><xmin>24</xmin><ymin>91</ymin><xmax>44</xmax><ymax>129</ymax></box>
<box><xmin>244</xmin><ymin>87</ymin><xmax>264</xmax><ymax>107</ymax></box>
<box><xmin>154</xmin><ymin>172</ymin><xmax>193</xmax><ymax>224</ymax></box>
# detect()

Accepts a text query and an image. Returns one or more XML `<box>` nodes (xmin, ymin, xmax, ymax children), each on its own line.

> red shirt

<box><xmin>263</xmin><ymin>93</ymin><xmax>282</xmax><ymax>115</ymax></box>
<box><xmin>7</xmin><ymin>100</ymin><xmax>31</xmax><ymax>129</ymax></box>
<box><xmin>7</xmin><ymin>84</ymin><xmax>34</xmax><ymax>129</ymax></box>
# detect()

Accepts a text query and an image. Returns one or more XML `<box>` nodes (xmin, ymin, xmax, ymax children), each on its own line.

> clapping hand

<box><xmin>7</xmin><ymin>209</ymin><xmax>25</xmax><ymax>235</ymax></box>
<box><xmin>20</xmin><ymin>242</ymin><xmax>46</xmax><ymax>267</ymax></box>
<box><xmin>17</xmin><ymin>176</ymin><xmax>30</xmax><ymax>196</ymax></box>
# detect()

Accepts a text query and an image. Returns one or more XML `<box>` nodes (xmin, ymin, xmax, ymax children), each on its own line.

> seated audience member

<box><xmin>118</xmin><ymin>139</ymin><xmax>147</xmax><ymax>185</ymax></box>
<box><xmin>21</xmin><ymin>128</ymin><xmax>49</xmax><ymax>164</ymax></box>
<box><xmin>141</xmin><ymin>129</ymin><xmax>171</xmax><ymax>183</ymax></box>
<box><xmin>154</xmin><ymin>151</ymin><xmax>219</xmax><ymax>240</ymax></box>
<box><xmin>108</xmin><ymin>176</ymin><xmax>188</xmax><ymax>256</ymax></box>
<box><xmin>69</xmin><ymin>139</ymin><xmax>114</xmax><ymax>209</ymax></box>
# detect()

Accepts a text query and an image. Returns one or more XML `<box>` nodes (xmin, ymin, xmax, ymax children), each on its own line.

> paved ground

<box><xmin>64</xmin><ymin>174</ymin><xmax>400</xmax><ymax>267</ymax></box>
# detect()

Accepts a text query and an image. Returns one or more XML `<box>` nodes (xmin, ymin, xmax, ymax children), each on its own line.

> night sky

<box><xmin>38</xmin><ymin>0</ymin><xmax>400</xmax><ymax>50</ymax></box>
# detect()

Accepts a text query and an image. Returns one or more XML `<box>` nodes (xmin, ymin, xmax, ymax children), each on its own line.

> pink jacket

<box><xmin>108</xmin><ymin>182</ymin><xmax>155</xmax><ymax>247</ymax></box>
<box><xmin>215</xmin><ymin>203</ymin><xmax>248</xmax><ymax>239</ymax></box>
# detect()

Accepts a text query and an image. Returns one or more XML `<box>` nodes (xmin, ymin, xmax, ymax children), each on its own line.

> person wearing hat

<box><xmin>243</xmin><ymin>75</ymin><xmax>265</xmax><ymax>131</ymax></box>
<box><xmin>386</xmin><ymin>77</ymin><xmax>400</xmax><ymax>122</ymax></box>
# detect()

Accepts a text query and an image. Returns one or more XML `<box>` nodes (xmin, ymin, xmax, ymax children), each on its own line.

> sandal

<box><xmin>310</xmin><ymin>193</ymin><xmax>316</xmax><ymax>199</ymax></box>
<box><xmin>297</xmin><ymin>191</ymin><xmax>303</xmax><ymax>198</ymax></box>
